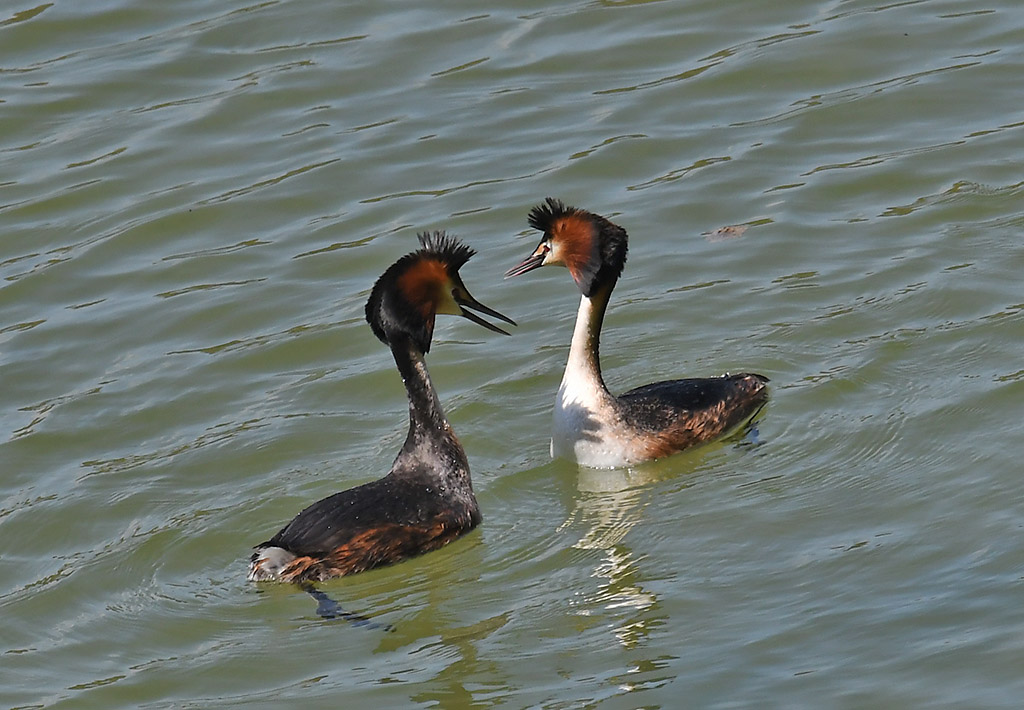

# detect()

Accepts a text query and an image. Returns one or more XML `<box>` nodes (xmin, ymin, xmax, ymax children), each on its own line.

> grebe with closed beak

<box><xmin>249</xmin><ymin>232</ymin><xmax>515</xmax><ymax>582</ymax></box>
<box><xmin>506</xmin><ymin>198</ymin><xmax>768</xmax><ymax>468</ymax></box>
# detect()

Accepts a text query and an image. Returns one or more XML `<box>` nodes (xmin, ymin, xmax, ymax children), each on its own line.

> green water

<box><xmin>2</xmin><ymin>1</ymin><xmax>1023</xmax><ymax>708</ymax></box>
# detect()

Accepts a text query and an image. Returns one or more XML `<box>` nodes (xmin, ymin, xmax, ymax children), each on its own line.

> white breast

<box><xmin>551</xmin><ymin>377</ymin><xmax>641</xmax><ymax>468</ymax></box>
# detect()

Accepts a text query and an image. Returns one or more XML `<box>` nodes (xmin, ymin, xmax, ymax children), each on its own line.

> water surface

<box><xmin>2</xmin><ymin>1</ymin><xmax>1023</xmax><ymax>708</ymax></box>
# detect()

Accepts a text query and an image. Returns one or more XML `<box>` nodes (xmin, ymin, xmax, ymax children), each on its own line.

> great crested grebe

<box><xmin>505</xmin><ymin>198</ymin><xmax>768</xmax><ymax>468</ymax></box>
<box><xmin>249</xmin><ymin>232</ymin><xmax>515</xmax><ymax>583</ymax></box>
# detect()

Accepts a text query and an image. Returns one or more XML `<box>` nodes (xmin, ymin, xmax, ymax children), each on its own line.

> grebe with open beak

<box><xmin>249</xmin><ymin>231</ymin><xmax>515</xmax><ymax>582</ymax></box>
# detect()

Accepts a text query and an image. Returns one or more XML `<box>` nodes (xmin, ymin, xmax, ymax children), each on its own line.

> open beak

<box><xmin>455</xmin><ymin>289</ymin><xmax>516</xmax><ymax>336</ymax></box>
<box><xmin>504</xmin><ymin>243</ymin><xmax>547</xmax><ymax>278</ymax></box>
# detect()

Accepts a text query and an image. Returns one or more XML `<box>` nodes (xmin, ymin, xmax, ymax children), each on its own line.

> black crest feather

<box><xmin>365</xmin><ymin>231</ymin><xmax>476</xmax><ymax>353</ymax></box>
<box><xmin>417</xmin><ymin>230</ymin><xmax>475</xmax><ymax>271</ymax></box>
<box><xmin>528</xmin><ymin>197</ymin><xmax>575</xmax><ymax>234</ymax></box>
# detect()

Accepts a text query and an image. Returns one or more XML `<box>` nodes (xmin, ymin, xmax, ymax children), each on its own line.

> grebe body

<box><xmin>249</xmin><ymin>232</ymin><xmax>514</xmax><ymax>582</ymax></box>
<box><xmin>507</xmin><ymin>199</ymin><xmax>767</xmax><ymax>468</ymax></box>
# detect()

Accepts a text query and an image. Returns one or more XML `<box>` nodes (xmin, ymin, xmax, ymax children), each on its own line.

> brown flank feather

<box><xmin>272</xmin><ymin>516</ymin><xmax>472</xmax><ymax>583</ymax></box>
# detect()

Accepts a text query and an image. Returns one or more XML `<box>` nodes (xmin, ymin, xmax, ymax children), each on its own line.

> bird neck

<box><xmin>562</xmin><ymin>279</ymin><xmax>615</xmax><ymax>400</ymax></box>
<box><xmin>385</xmin><ymin>331</ymin><xmax>473</xmax><ymax>485</ymax></box>
<box><xmin>389</xmin><ymin>333</ymin><xmax>450</xmax><ymax>435</ymax></box>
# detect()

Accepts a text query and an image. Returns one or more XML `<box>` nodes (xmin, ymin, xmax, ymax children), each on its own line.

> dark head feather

<box><xmin>590</xmin><ymin>215</ymin><xmax>628</xmax><ymax>295</ymax></box>
<box><xmin>365</xmin><ymin>231</ymin><xmax>476</xmax><ymax>353</ymax></box>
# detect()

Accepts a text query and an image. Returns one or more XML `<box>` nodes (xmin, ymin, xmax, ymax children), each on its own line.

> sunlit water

<box><xmin>2</xmin><ymin>1</ymin><xmax>1023</xmax><ymax>708</ymax></box>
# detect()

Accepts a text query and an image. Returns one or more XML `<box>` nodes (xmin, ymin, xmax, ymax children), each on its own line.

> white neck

<box><xmin>552</xmin><ymin>283</ymin><xmax>623</xmax><ymax>464</ymax></box>
<box><xmin>560</xmin><ymin>288</ymin><xmax>611</xmax><ymax>405</ymax></box>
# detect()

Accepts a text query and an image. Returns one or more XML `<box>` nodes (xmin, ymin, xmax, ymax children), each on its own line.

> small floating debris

<box><xmin>703</xmin><ymin>224</ymin><xmax>749</xmax><ymax>242</ymax></box>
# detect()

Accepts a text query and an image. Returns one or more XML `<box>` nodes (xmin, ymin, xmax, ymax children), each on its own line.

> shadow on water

<box><xmin>251</xmin><ymin>582</ymin><xmax>394</xmax><ymax>631</ymax></box>
<box><xmin>298</xmin><ymin>583</ymin><xmax>395</xmax><ymax>631</ymax></box>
